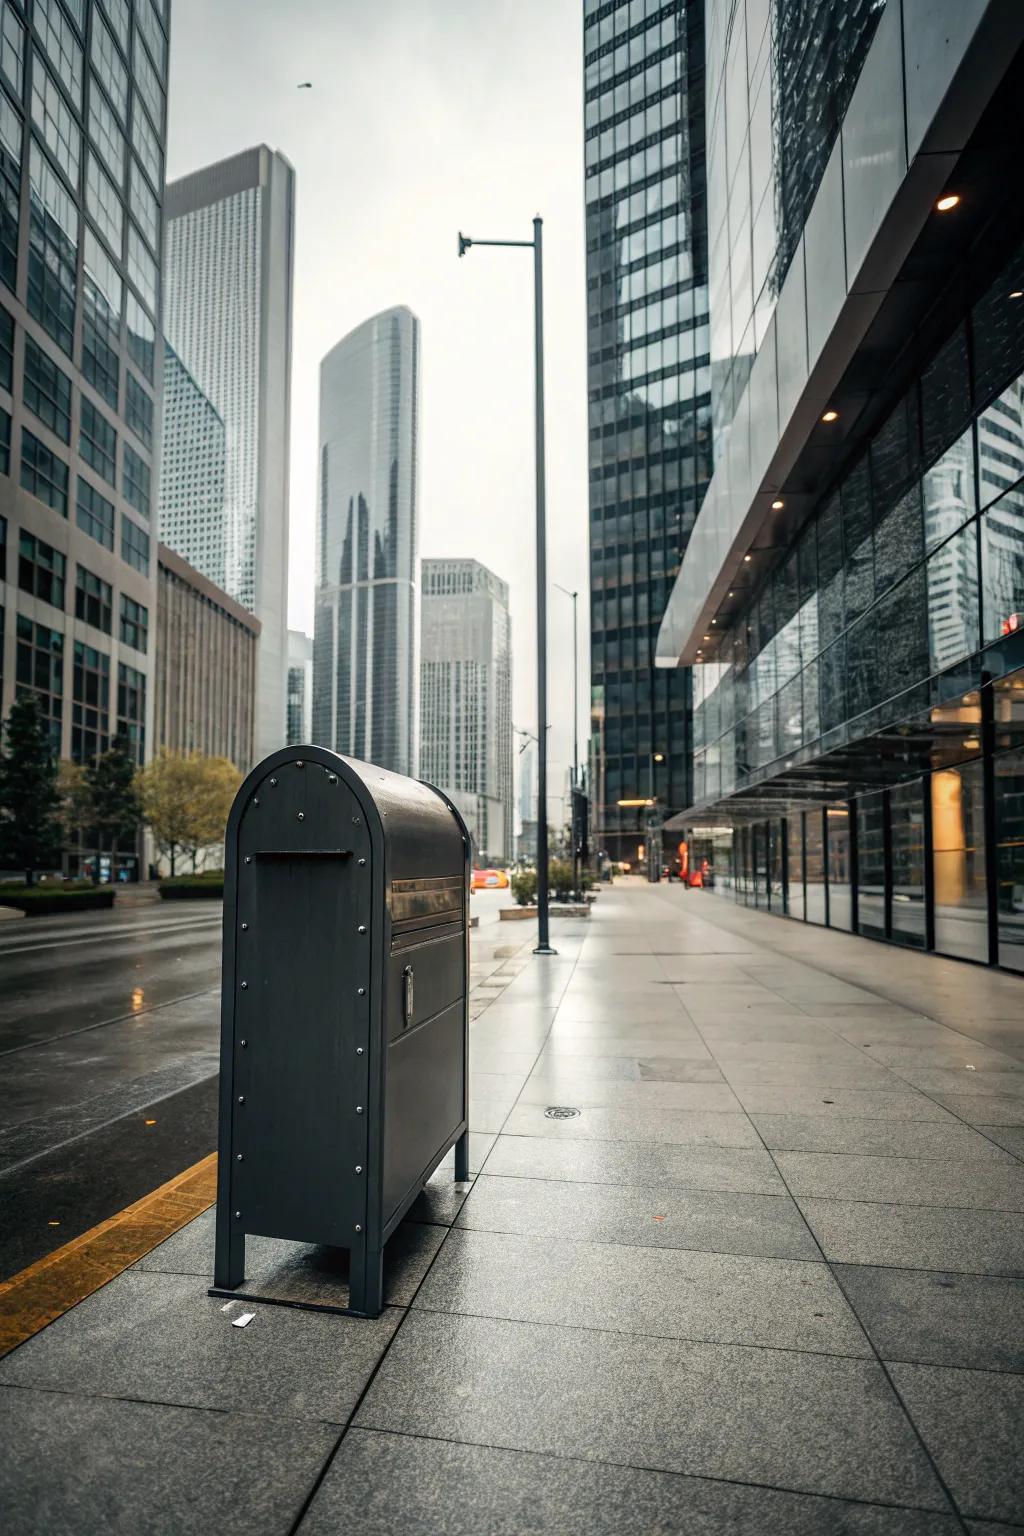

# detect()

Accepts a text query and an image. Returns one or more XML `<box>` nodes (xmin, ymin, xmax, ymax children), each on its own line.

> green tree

<box><xmin>139</xmin><ymin>751</ymin><xmax>241</xmax><ymax>875</ymax></box>
<box><xmin>0</xmin><ymin>693</ymin><xmax>62</xmax><ymax>884</ymax></box>
<box><xmin>85</xmin><ymin>734</ymin><xmax>142</xmax><ymax>877</ymax></box>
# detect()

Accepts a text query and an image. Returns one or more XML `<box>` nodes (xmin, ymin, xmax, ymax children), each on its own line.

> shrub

<box><xmin>158</xmin><ymin>871</ymin><xmax>224</xmax><ymax>900</ymax></box>
<box><xmin>0</xmin><ymin>881</ymin><xmax>115</xmax><ymax>915</ymax></box>
<box><xmin>510</xmin><ymin>868</ymin><xmax>537</xmax><ymax>907</ymax></box>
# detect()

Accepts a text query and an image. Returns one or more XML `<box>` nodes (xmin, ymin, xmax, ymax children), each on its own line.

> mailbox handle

<box><xmin>253</xmin><ymin>849</ymin><xmax>354</xmax><ymax>859</ymax></box>
<box><xmin>403</xmin><ymin>965</ymin><xmax>414</xmax><ymax>1028</ymax></box>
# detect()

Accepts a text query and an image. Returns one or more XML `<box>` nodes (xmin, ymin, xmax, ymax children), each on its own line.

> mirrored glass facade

<box><xmin>0</xmin><ymin>0</ymin><xmax>167</xmax><ymax>788</ymax></box>
<box><xmin>313</xmin><ymin>306</ymin><xmax>419</xmax><ymax>778</ymax></box>
<box><xmin>584</xmin><ymin>0</ymin><xmax>712</xmax><ymax>863</ymax></box>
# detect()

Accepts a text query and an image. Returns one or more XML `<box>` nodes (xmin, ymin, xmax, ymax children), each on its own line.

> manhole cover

<box><xmin>544</xmin><ymin>1106</ymin><xmax>580</xmax><ymax>1120</ymax></box>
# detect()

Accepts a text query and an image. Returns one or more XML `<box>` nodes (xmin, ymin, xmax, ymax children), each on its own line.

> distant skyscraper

<box><xmin>286</xmin><ymin>629</ymin><xmax>312</xmax><ymax>745</ymax></box>
<box><xmin>420</xmin><ymin>559</ymin><xmax>512</xmax><ymax>863</ymax></box>
<box><xmin>162</xmin><ymin>145</ymin><xmax>295</xmax><ymax>759</ymax></box>
<box><xmin>158</xmin><ymin>345</ymin><xmax>226</xmax><ymax>592</ymax></box>
<box><xmin>313</xmin><ymin>307</ymin><xmax>420</xmax><ymax>776</ymax></box>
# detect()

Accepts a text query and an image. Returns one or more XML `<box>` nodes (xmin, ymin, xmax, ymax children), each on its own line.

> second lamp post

<box><xmin>458</xmin><ymin>216</ymin><xmax>555</xmax><ymax>955</ymax></box>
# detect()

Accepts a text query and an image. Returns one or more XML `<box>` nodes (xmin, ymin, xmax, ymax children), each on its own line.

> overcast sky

<box><xmin>166</xmin><ymin>0</ymin><xmax>589</xmax><ymax>808</ymax></box>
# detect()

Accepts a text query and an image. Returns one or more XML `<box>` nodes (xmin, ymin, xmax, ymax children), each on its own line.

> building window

<box><xmin>0</xmin><ymin>300</ymin><xmax>11</xmax><ymax>389</ymax></box>
<box><xmin>20</xmin><ymin>426</ymin><xmax>68</xmax><ymax>514</ymax></box>
<box><xmin>83</xmin><ymin>229</ymin><xmax>123</xmax><ymax>403</ymax></box>
<box><xmin>125</xmin><ymin>371</ymin><xmax>152</xmax><ymax>449</ymax></box>
<box><xmin>79</xmin><ymin>397</ymin><xmax>117</xmax><ymax>484</ymax></box>
<box><xmin>16</xmin><ymin>614</ymin><xmax>63</xmax><ymax>749</ymax></box>
<box><xmin>128</xmin><ymin>155</ymin><xmax>158</xmax><ymax>252</ymax></box>
<box><xmin>30</xmin><ymin>51</ymin><xmax>81</xmax><ymax>185</ymax></box>
<box><xmin>85</xmin><ymin>149</ymin><xmax>123</xmax><ymax>254</ymax></box>
<box><xmin>88</xmin><ymin>76</ymin><xmax>126</xmax><ymax>183</ymax></box>
<box><xmin>135</xmin><ymin>0</ymin><xmax>166</xmax><ymax>79</ymax></box>
<box><xmin>34</xmin><ymin>0</ymin><xmax>83</xmax><ymax>108</ymax></box>
<box><xmin>122</xmin><ymin>442</ymin><xmax>150</xmax><ymax>517</ymax></box>
<box><xmin>130</xmin><ymin>93</ymin><xmax>161</xmax><ymax>187</ymax></box>
<box><xmin>89</xmin><ymin>10</ymin><xmax>126</xmax><ymax>119</ymax></box>
<box><xmin>72</xmin><ymin>639</ymin><xmax>109</xmax><ymax>763</ymax></box>
<box><xmin>0</xmin><ymin>403</ymin><xmax>9</xmax><ymax>474</ymax></box>
<box><xmin>19</xmin><ymin>529</ymin><xmax>66</xmax><ymax>608</ymax></box>
<box><xmin>27</xmin><ymin>141</ymin><xmax>78</xmax><ymax>355</ymax></box>
<box><xmin>100</xmin><ymin>0</ymin><xmax>129</xmax><ymax>53</ymax></box>
<box><xmin>1</xmin><ymin>3</ymin><xmax>24</xmax><ymax>99</ymax></box>
<box><xmin>23</xmin><ymin>334</ymin><xmax>72</xmax><ymax>442</ymax></box>
<box><xmin>74</xmin><ymin>563</ymin><xmax>112</xmax><ymax>633</ymax></box>
<box><xmin>119</xmin><ymin>592</ymin><xmax>147</xmax><ymax>651</ymax></box>
<box><xmin>126</xmin><ymin>222</ymin><xmax>157</xmax><ymax>312</ymax></box>
<box><xmin>120</xmin><ymin>512</ymin><xmax>148</xmax><ymax>573</ymax></box>
<box><xmin>126</xmin><ymin>291</ymin><xmax>154</xmax><ymax>379</ymax></box>
<box><xmin>116</xmin><ymin>659</ymin><xmax>145</xmax><ymax>760</ymax></box>
<box><xmin>76</xmin><ymin>474</ymin><xmax>114</xmax><ymax>549</ymax></box>
<box><xmin>0</xmin><ymin>88</ymin><xmax>19</xmax><ymax>293</ymax></box>
<box><xmin>131</xmin><ymin>29</ymin><xmax>163</xmax><ymax>129</ymax></box>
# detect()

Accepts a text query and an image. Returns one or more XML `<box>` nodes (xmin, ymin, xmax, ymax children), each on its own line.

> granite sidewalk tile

<box><xmin>835</xmin><ymin>1265</ymin><xmax>1024</xmax><ymax>1371</ymax></box>
<box><xmin>501</xmin><ymin>1102</ymin><xmax>763</xmax><ymax>1148</ymax></box>
<box><xmin>415</xmin><ymin>1227</ymin><xmax>870</xmax><ymax>1356</ymax></box>
<box><xmin>300</xmin><ymin>1428</ymin><xmax>962</xmax><ymax>1536</ymax></box>
<box><xmin>354</xmin><ymin>1309</ymin><xmax>950</xmax><ymax>1509</ymax></box>
<box><xmin>0</xmin><ymin>1385</ymin><xmax>337</xmax><ymax>1536</ymax></box>
<box><xmin>749</xmin><ymin>1114</ymin><xmax>1016</xmax><ymax>1161</ymax></box>
<box><xmin>518</xmin><ymin>1076</ymin><xmax>744</xmax><ymax>1111</ymax></box>
<box><xmin>485</xmin><ymin>1133</ymin><xmax>786</xmax><ymax>1193</ymax></box>
<box><xmin>797</xmin><ymin>1199</ymin><xmax>1024</xmax><ymax>1275</ymax></box>
<box><xmin>731</xmin><ymin>1086</ymin><xmax>957</xmax><ymax>1120</ymax></box>
<box><xmin>887</xmin><ymin>1362</ymin><xmax>1024</xmax><ymax>1524</ymax></box>
<box><xmin>0</xmin><ymin>1269</ymin><xmax>401</xmax><ymax>1422</ymax></box>
<box><xmin>775</xmin><ymin>1152</ymin><xmax>1024</xmax><ymax>1211</ymax></box>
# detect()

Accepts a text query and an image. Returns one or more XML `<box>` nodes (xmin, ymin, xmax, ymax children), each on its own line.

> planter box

<box><xmin>500</xmin><ymin>906</ymin><xmax>537</xmax><ymax>921</ymax></box>
<box><xmin>499</xmin><ymin>904</ymin><xmax>592</xmax><ymax>921</ymax></box>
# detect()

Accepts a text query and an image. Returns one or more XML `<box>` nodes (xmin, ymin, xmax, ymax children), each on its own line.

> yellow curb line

<box><xmin>0</xmin><ymin>1152</ymin><xmax>218</xmax><ymax>1359</ymax></box>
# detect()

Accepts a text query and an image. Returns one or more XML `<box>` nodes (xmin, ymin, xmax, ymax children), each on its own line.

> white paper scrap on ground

<box><xmin>231</xmin><ymin>1312</ymin><xmax>256</xmax><ymax>1328</ymax></box>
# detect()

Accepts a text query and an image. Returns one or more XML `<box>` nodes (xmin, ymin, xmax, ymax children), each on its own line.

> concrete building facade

<box><xmin>154</xmin><ymin>541</ymin><xmax>259</xmax><ymax>773</ymax></box>
<box><xmin>420</xmin><ymin>557</ymin><xmax>512</xmax><ymax>864</ymax></box>
<box><xmin>162</xmin><ymin>144</ymin><xmax>295</xmax><ymax>760</ymax></box>
<box><xmin>286</xmin><ymin>626</ymin><xmax>311</xmax><ymax>745</ymax></box>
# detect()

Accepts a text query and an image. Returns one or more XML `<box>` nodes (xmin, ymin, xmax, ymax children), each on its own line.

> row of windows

<box><xmin>15</xmin><ymin>609</ymin><xmax>147</xmax><ymax>761</ymax></box>
<box><xmin>15</xmin><ymin>521</ymin><xmax>147</xmax><ymax>647</ymax></box>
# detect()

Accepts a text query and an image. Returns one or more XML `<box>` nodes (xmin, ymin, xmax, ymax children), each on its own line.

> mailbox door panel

<box><xmin>383</xmin><ymin>999</ymin><xmax>465</xmax><ymax>1223</ymax></box>
<box><xmin>229</xmin><ymin>766</ymin><xmax>371</xmax><ymax>1246</ymax></box>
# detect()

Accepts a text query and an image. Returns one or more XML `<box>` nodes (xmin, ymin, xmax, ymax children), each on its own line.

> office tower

<box><xmin>162</xmin><ymin>144</ymin><xmax>295</xmax><ymax>759</ymax></box>
<box><xmin>654</xmin><ymin>0</ymin><xmax>1024</xmax><ymax>971</ymax></box>
<box><xmin>0</xmin><ymin>0</ymin><xmax>169</xmax><ymax>868</ymax></box>
<box><xmin>420</xmin><ymin>558</ymin><xmax>512</xmax><ymax>863</ymax></box>
<box><xmin>157</xmin><ymin>343</ymin><xmax>225</xmax><ymax>591</ymax></box>
<box><xmin>155</xmin><ymin>542</ymin><xmax>260</xmax><ymax>773</ymax></box>
<box><xmin>583</xmin><ymin>0</ymin><xmax>711</xmax><ymax>865</ymax></box>
<box><xmin>286</xmin><ymin>627</ymin><xmax>311</xmax><ymax>745</ymax></box>
<box><xmin>313</xmin><ymin>306</ymin><xmax>419</xmax><ymax>777</ymax></box>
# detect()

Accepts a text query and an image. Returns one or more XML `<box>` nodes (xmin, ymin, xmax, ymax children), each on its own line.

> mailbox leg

<box><xmin>349</xmin><ymin>1240</ymin><xmax>384</xmax><ymax>1318</ymax></box>
<box><xmin>454</xmin><ymin>1128</ymin><xmax>470</xmax><ymax>1182</ymax></box>
<box><xmin>214</xmin><ymin>1205</ymin><xmax>245</xmax><ymax>1290</ymax></box>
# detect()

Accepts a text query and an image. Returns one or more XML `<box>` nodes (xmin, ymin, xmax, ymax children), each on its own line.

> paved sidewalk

<box><xmin>2</xmin><ymin>884</ymin><xmax>1023</xmax><ymax>1533</ymax></box>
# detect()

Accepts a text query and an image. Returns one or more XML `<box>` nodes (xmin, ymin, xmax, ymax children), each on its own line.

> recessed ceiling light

<box><xmin>728</xmin><ymin>590</ymin><xmax>734</xmax><ymax>597</ymax></box>
<box><xmin>703</xmin><ymin>634</ymin><xmax>710</xmax><ymax>641</ymax></box>
<box><xmin>771</xmin><ymin>498</ymin><xmax>784</xmax><ymax>509</ymax></box>
<box><xmin>743</xmin><ymin>554</ymin><xmax>752</xmax><ymax>562</ymax></box>
<box><xmin>711</xmin><ymin>618</ymin><xmax>717</xmax><ymax>624</ymax></box>
<box><xmin>1011</xmin><ymin>291</ymin><xmax>1024</xmax><ymax>300</ymax></box>
<box><xmin>821</xmin><ymin>409</ymin><xmax>839</xmax><ymax>423</ymax></box>
<box><xmin>936</xmin><ymin>193</ymin><xmax>960</xmax><ymax>212</ymax></box>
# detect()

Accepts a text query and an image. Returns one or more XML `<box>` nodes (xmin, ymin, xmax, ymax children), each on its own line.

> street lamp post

<box><xmin>459</xmin><ymin>218</ymin><xmax>556</xmax><ymax>955</ymax></box>
<box><xmin>554</xmin><ymin>581</ymin><xmax>580</xmax><ymax>897</ymax></box>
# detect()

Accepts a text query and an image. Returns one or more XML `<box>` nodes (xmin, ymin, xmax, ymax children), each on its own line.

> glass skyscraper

<box><xmin>656</xmin><ymin>0</ymin><xmax>1024</xmax><ymax>971</ymax></box>
<box><xmin>583</xmin><ymin>0</ymin><xmax>711</xmax><ymax>867</ymax></box>
<box><xmin>312</xmin><ymin>306</ymin><xmax>419</xmax><ymax>778</ymax></box>
<box><xmin>420</xmin><ymin>557</ymin><xmax>512</xmax><ymax>864</ymax></box>
<box><xmin>157</xmin><ymin>342</ymin><xmax>224</xmax><ymax>590</ymax></box>
<box><xmin>162</xmin><ymin>144</ymin><xmax>295</xmax><ymax>760</ymax></box>
<box><xmin>0</xmin><ymin>0</ymin><xmax>169</xmax><ymax>825</ymax></box>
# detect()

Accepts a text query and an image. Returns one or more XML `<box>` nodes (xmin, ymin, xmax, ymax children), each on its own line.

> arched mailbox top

<box><xmin>225</xmin><ymin>745</ymin><xmax>468</xmax><ymax>881</ymax></box>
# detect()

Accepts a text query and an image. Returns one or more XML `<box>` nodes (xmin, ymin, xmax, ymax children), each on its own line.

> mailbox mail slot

<box><xmin>212</xmin><ymin>746</ymin><xmax>470</xmax><ymax>1317</ymax></box>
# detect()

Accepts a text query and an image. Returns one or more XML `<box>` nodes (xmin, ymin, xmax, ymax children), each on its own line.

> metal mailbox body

<box><xmin>213</xmin><ymin>745</ymin><xmax>469</xmax><ymax>1317</ymax></box>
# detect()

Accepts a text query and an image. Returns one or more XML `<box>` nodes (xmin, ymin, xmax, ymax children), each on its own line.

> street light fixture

<box><xmin>458</xmin><ymin>217</ymin><xmax>556</xmax><ymax>955</ymax></box>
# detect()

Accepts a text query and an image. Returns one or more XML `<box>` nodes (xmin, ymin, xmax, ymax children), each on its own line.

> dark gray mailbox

<box><xmin>212</xmin><ymin>746</ymin><xmax>469</xmax><ymax>1317</ymax></box>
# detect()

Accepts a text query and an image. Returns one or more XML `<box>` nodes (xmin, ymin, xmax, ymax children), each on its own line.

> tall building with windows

<box><xmin>420</xmin><ymin>557</ymin><xmax>512</xmax><ymax>864</ymax></box>
<box><xmin>157</xmin><ymin>341</ymin><xmax>225</xmax><ymax>590</ymax></box>
<box><xmin>312</xmin><ymin>306</ymin><xmax>419</xmax><ymax>777</ymax></box>
<box><xmin>162</xmin><ymin>144</ymin><xmax>295</xmax><ymax>759</ymax></box>
<box><xmin>583</xmin><ymin>0</ymin><xmax>712</xmax><ymax>866</ymax></box>
<box><xmin>0</xmin><ymin>0</ymin><xmax>168</xmax><ymax>800</ymax></box>
<box><xmin>656</xmin><ymin>1</ymin><xmax>1024</xmax><ymax>972</ymax></box>
<box><xmin>286</xmin><ymin>626</ymin><xmax>310</xmax><ymax>745</ymax></box>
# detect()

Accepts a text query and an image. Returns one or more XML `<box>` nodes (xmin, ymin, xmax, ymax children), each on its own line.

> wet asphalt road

<box><xmin>0</xmin><ymin>901</ymin><xmax>223</xmax><ymax>1279</ymax></box>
